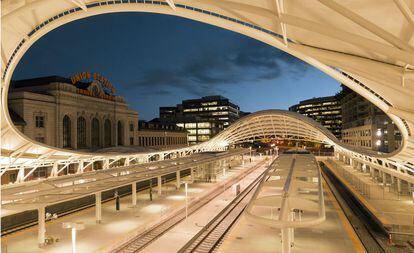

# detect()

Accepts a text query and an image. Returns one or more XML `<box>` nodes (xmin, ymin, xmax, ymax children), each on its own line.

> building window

<box><xmin>63</xmin><ymin>115</ymin><xmax>71</xmax><ymax>148</ymax></box>
<box><xmin>117</xmin><ymin>121</ymin><xmax>123</xmax><ymax>145</ymax></box>
<box><xmin>35</xmin><ymin>136</ymin><xmax>45</xmax><ymax>143</ymax></box>
<box><xmin>104</xmin><ymin>119</ymin><xmax>112</xmax><ymax>147</ymax></box>
<box><xmin>35</xmin><ymin>116</ymin><xmax>44</xmax><ymax>128</ymax></box>
<box><xmin>130</xmin><ymin>137</ymin><xmax>134</xmax><ymax>145</ymax></box>
<box><xmin>129</xmin><ymin>123</ymin><xmax>134</xmax><ymax>131</ymax></box>
<box><xmin>77</xmin><ymin>117</ymin><xmax>87</xmax><ymax>148</ymax></box>
<box><xmin>91</xmin><ymin>118</ymin><xmax>100</xmax><ymax>148</ymax></box>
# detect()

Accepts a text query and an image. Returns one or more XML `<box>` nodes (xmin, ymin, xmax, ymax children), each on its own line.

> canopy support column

<box><xmin>176</xmin><ymin>171</ymin><xmax>180</xmax><ymax>189</ymax></box>
<box><xmin>38</xmin><ymin>206</ymin><xmax>46</xmax><ymax>247</ymax></box>
<box><xmin>158</xmin><ymin>176</ymin><xmax>162</xmax><ymax>195</ymax></box>
<box><xmin>132</xmin><ymin>182</ymin><xmax>137</xmax><ymax>206</ymax></box>
<box><xmin>95</xmin><ymin>192</ymin><xmax>102</xmax><ymax>223</ymax></box>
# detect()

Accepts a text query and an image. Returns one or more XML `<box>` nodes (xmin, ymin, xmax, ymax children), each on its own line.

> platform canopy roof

<box><xmin>1</xmin><ymin>1</ymin><xmax>414</xmax><ymax>175</ymax></box>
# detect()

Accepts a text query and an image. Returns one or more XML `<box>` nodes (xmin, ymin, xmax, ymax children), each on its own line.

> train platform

<box><xmin>1</xmin><ymin>158</ymin><xmax>265</xmax><ymax>253</ymax></box>
<box><xmin>322</xmin><ymin>158</ymin><xmax>414</xmax><ymax>234</ymax></box>
<box><xmin>218</xmin><ymin>178</ymin><xmax>365</xmax><ymax>253</ymax></box>
<box><xmin>138</xmin><ymin>157</ymin><xmax>270</xmax><ymax>253</ymax></box>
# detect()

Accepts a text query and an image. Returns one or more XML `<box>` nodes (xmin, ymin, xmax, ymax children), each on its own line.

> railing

<box><xmin>326</xmin><ymin>158</ymin><xmax>412</xmax><ymax>200</ymax></box>
<box><xmin>325</xmin><ymin>158</ymin><xmax>414</xmax><ymax>235</ymax></box>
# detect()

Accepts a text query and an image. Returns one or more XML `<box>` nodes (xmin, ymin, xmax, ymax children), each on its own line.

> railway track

<box><xmin>177</xmin><ymin>162</ymin><xmax>267</xmax><ymax>253</ymax></box>
<box><xmin>1</xmin><ymin>173</ymin><xmax>187</xmax><ymax>237</ymax></box>
<box><xmin>111</xmin><ymin>159</ymin><xmax>270</xmax><ymax>253</ymax></box>
<box><xmin>321</xmin><ymin>162</ymin><xmax>414</xmax><ymax>253</ymax></box>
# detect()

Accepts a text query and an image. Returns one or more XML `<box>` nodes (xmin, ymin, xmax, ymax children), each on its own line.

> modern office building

<box><xmin>154</xmin><ymin>117</ymin><xmax>224</xmax><ymax>145</ymax></box>
<box><xmin>289</xmin><ymin>96</ymin><xmax>342</xmax><ymax>139</ymax></box>
<box><xmin>159</xmin><ymin>95</ymin><xmax>240</xmax><ymax>144</ymax></box>
<box><xmin>338</xmin><ymin>85</ymin><xmax>401</xmax><ymax>153</ymax></box>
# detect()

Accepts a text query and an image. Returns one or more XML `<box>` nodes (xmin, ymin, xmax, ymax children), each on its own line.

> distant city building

<box><xmin>8</xmin><ymin>73</ymin><xmax>188</xmax><ymax>151</ymax></box>
<box><xmin>338</xmin><ymin>85</ymin><xmax>401</xmax><ymax>153</ymax></box>
<box><xmin>239</xmin><ymin>111</ymin><xmax>251</xmax><ymax>118</ymax></box>
<box><xmin>159</xmin><ymin>95</ymin><xmax>240</xmax><ymax>144</ymax></box>
<box><xmin>289</xmin><ymin>96</ymin><xmax>342</xmax><ymax>139</ymax></box>
<box><xmin>137</xmin><ymin>120</ymin><xmax>188</xmax><ymax>147</ymax></box>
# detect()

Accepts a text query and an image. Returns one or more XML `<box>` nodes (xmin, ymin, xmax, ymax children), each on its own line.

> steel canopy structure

<box><xmin>1</xmin><ymin>0</ymin><xmax>414</xmax><ymax>184</ymax></box>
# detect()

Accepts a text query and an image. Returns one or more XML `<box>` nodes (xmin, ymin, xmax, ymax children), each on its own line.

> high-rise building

<box><xmin>338</xmin><ymin>85</ymin><xmax>401</xmax><ymax>153</ymax></box>
<box><xmin>159</xmin><ymin>95</ymin><xmax>240</xmax><ymax>144</ymax></box>
<box><xmin>289</xmin><ymin>96</ymin><xmax>342</xmax><ymax>139</ymax></box>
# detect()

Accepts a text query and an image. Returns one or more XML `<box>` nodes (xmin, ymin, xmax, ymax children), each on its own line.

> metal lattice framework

<box><xmin>1</xmin><ymin>1</ymin><xmax>414</xmax><ymax>183</ymax></box>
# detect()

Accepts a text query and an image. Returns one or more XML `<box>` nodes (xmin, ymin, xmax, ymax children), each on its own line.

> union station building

<box><xmin>8</xmin><ymin>73</ymin><xmax>188</xmax><ymax>151</ymax></box>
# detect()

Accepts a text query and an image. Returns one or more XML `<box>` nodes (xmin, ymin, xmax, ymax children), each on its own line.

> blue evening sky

<box><xmin>12</xmin><ymin>12</ymin><xmax>341</xmax><ymax>120</ymax></box>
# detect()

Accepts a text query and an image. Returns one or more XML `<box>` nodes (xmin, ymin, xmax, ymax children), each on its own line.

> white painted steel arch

<box><xmin>1</xmin><ymin>1</ymin><xmax>414</xmax><ymax>181</ymax></box>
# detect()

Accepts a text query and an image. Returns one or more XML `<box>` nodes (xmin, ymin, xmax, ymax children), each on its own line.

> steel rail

<box><xmin>109</xmin><ymin>158</ymin><xmax>269</xmax><ymax>253</ymax></box>
<box><xmin>177</xmin><ymin>159</ymin><xmax>274</xmax><ymax>253</ymax></box>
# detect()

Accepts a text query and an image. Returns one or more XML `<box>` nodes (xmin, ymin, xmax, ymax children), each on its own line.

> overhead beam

<box><xmin>275</xmin><ymin>0</ymin><xmax>288</xmax><ymax>46</ymax></box>
<box><xmin>165</xmin><ymin>0</ymin><xmax>176</xmax><ymax>10</ymax></box>
<box><xmin>66</xmin><ymin>0</ymin><xmax>87</xmax><ymax>11</ymax></box>
<box><xmin>9</xmin><ymin>142</ymin><xmax>32</xmax><ymax>157</ymax></box>
<box><xmin>393</xmin><ymin>0</ymin><xmax>414</xmax><ymax>26</ymax></box>
<box><xmin>280</xmin><ymin>14</ymin><xmax>414</xmax><ymax>66</ymax></box>
<box><xmin>23</xmin><ymin>165</ymin><xmax>40</xmax><ymax>181</ymax></box>
<box><xmin>317</xmin><ymin>0</ymin><xmax>414</xmax><ymax>54</ymax></box>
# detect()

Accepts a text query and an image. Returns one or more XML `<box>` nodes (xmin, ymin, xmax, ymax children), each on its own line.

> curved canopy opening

<box><xmin>1</xmin><ymin>0</ymin><xmax>414</xmax><ymax>169</ymax></box>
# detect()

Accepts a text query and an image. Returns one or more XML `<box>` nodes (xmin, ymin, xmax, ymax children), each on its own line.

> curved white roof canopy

<box><xmin>1</xmin><ymin>1</ymin><xmax>414</xmax><ymax>170</ymax></box>
<box><xmin>203</xmin><ymin>109</ymin><xmax>337</xmax><ymax>147</ymax></box>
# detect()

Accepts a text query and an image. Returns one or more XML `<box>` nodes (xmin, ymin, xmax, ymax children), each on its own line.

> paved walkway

<box><xmin>218</xmin><ymin>178</ymin><xmax>365</xmax><ymax>253</ymax></box>
<box><xmin>1</xmin><ymin>158</ymin><xmax>265</xmax><ymax>253</ymax></box>
<box><xmin>140</xmin><ymin>159</ymin><xmax>270</xmax><ymax>253</ymax></box>
<box><xmin>324</xmin><ymin>159</ymin><xmax>414</xmax><ymax>232</ymax></box>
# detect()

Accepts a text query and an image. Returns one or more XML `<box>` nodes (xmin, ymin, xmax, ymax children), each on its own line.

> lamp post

<box><xmin>62</xmin><ymin>222</ymin><xmax>85</xmax><ymax>253</ymax></box>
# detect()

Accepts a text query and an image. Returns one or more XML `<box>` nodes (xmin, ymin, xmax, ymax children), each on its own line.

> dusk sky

<box><xmin>12</xmin><ymin>12</ymin><xmax>341</xmax><ymax>120</ymax></box>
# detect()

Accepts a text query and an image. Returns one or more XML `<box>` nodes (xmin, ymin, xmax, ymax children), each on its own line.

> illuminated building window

<box><xmin>35</xmin><ymin>115</ymin><xmax>45</xmax><ymax>128</ymax></box>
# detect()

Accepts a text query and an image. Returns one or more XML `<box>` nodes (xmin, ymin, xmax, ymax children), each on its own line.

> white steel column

<box><xmin>281</xmin><ymin>228</ymin><xmax>291</xmax><ymax>253</ymax></box>
<box><xmin>132</xmin><ymin>182</ymin><xmax>137</xmax><ymax>206</ymax></box>
<box><xmin>38</xmin><ymin>206</ymin><xmax>46</xmax><ymax>247</ymax></box>
<box><xmin>191</xmin><ymin>168</ymin><xmax>195</xmax><ymax>183</ymax></box>
<box><xmin>158</xmin><ymin>176</ymin><xmax>162</xmax><ymax>195</ymax></box>
<box><xmin>95</xmin><ymin>192</ymin><xmax>102</xmax><ymax>223</ymax></box>
<box><xmin>176</xmin><ymin>171</ymin><xmax>180</xmax><ymax>189</ymax></box>
<box><xmin>397</xmin><ymin>178</ymin><xmax>402</xmax><ymax>193</ymax></box>
<box><xmin>51</xmin><ymin>162</ymin><xmax>58</xmax><ymax>177</ymax></box>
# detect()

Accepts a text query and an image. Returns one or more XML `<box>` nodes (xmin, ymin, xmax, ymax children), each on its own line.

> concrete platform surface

<box><xmin>1</xmin><ymin>158</ymin><xmax>265</xmax><ymax>253</ymax></box>
<box><xmin>141</xmin><ymin>159</ymin><xmax>270</xmax><ymax>253</ymax></box>
<box><xmin>217</xmin><ymin>179</ymin><xmax>365</xmax><ymax>253</ymax></box>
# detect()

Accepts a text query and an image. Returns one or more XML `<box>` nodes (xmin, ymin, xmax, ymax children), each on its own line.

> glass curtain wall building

<box><xmin>289</xmin><ymin>96</ymin><xmax>342</xmax><ymax>139</ymax></box>
<box><xmin>159</xmin><ymin>95</ymin><xmax>240</xmax><ymax>144</ymax></box>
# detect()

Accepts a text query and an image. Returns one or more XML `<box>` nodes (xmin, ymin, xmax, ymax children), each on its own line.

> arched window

<box><xmin>77</xmin><ymin>117</ymin><xmax>87</xmax><ymax>148</ymax></box>
<box><xmin>92</xmin><ymin>118</ymin><xmax>100</xmax><ymax>148</ymax></box>
<box><xmin>63</xmin><ymin>115</ymin><xmax>71</xmax><ymax>148</ymax></box>
<box><xmin>117</xmin><ymin>121</ymin><xmax>123</xmax><ymax>146</ymax></box>
<box><xmin>104</xmin><ymin>119</ymin><xmax>111</xmax><ymax>147</ymax></box>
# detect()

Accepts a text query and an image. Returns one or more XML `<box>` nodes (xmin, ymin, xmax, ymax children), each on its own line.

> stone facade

<box><xmin>137</xmin><ymin>120</ymin><xmax>188</xmax><ymax>148</ymax></box>
<box><xmin>8</xmin><ymin>76</ymin><xmax>138</xmax><ymax>150</ymax></box>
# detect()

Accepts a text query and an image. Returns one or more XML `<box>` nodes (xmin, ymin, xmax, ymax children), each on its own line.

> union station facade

<box><xmin>8</xmin><ymin>73</ymin><xmax>187</xmax><ymax>151</ymax></box>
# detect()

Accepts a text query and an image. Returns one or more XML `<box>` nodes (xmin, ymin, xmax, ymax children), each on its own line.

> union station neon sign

<box><xmin>70</xmin><ymin>71</ymin><xmax>116</xmax><ymax>94</ymax></box>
